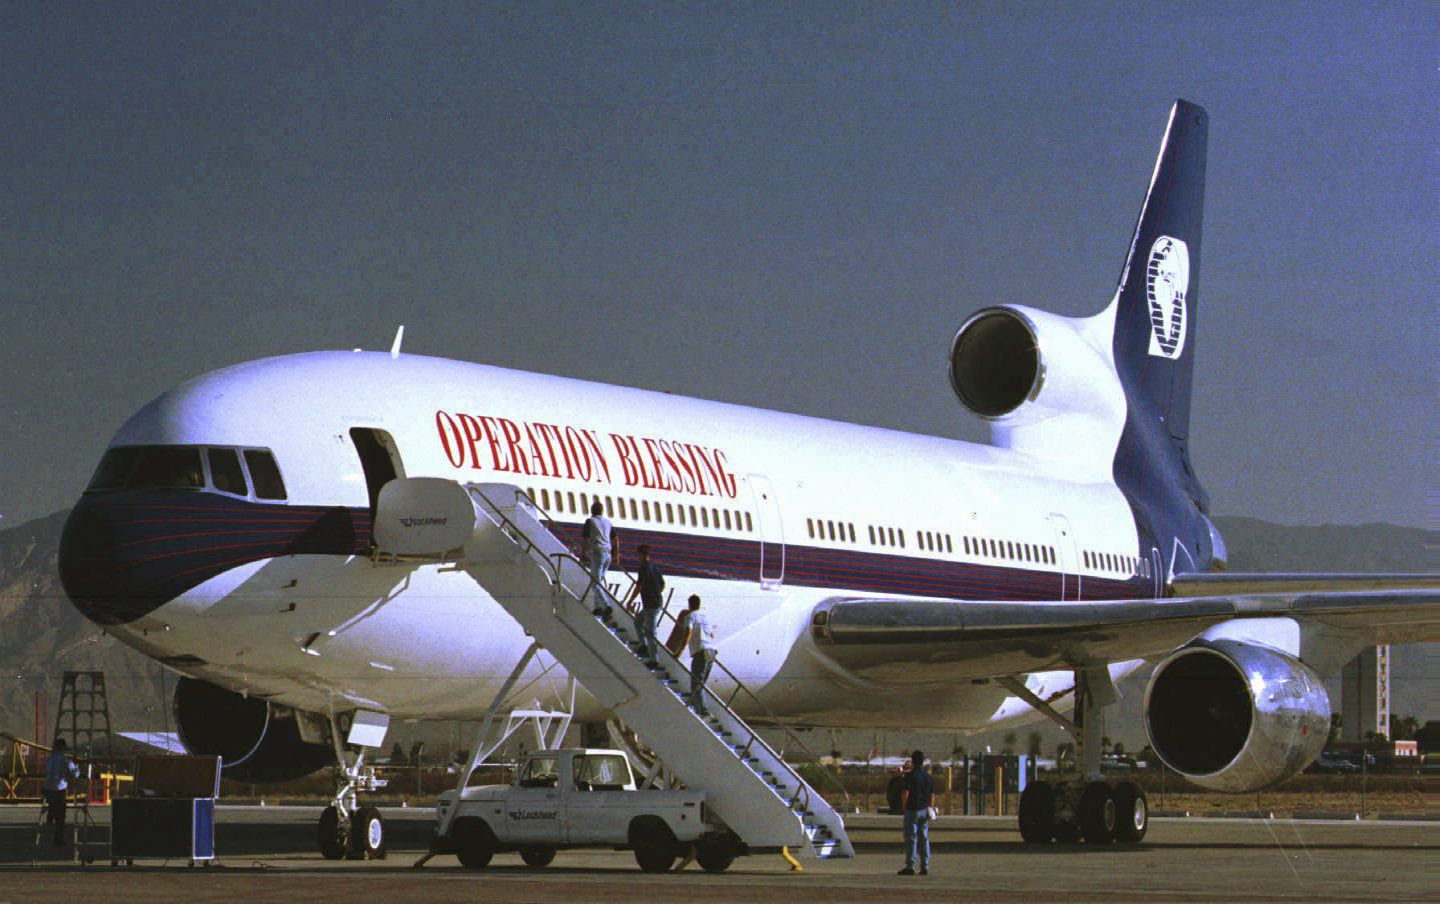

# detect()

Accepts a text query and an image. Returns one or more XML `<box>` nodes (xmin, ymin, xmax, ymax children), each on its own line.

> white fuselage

<box><xmin>90</xmin><ymin>350</ymin><xmax>1151</xmax><ymax>731</ymax></box>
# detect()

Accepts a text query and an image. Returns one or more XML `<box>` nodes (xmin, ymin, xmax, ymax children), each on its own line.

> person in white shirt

<box><xmin>582</xmin><ymin>502</ymin><xmax>615</xmax><ymax>615</ymax></box>
<box><xmin>42</xmin><ymin>738</ymin><xmax>80</xmax><ymax>846</ymax></box>
<box><xmin>684</xmin><ymin>594</ymin><xmax>717</xmax><ymax>716</ymax></box>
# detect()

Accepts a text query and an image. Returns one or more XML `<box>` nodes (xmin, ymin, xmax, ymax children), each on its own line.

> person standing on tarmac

<box><xmin>897</xmin><ymin>749</ymin><xmax>934</xmax><ymax>876</ymax></box>
<box><xmin>42</xmin><ymin>738</ymin><xmax>80</xmax><ymax>847</ymax></box>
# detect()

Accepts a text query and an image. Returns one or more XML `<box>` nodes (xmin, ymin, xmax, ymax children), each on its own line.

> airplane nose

<box><xmin>59</xmin><ymin>490</ymin><xmax>372</xmax><ymax>626</ymax></box>
<box><xmin>59</xmin><ymin>494</ymin><xmax>173</xmax><ymax>625</ymax></box>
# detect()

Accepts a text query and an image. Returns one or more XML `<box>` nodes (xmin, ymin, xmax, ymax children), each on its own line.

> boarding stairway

<box><xmin>375</xmin><ymin>479</ymin><xmax>852</xmax><ymax>860</ymax></box>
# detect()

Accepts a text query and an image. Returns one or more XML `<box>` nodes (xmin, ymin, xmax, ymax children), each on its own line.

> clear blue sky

<box><xmin>2</xmin><ymin>1</ymin><xmax>1434</xmax><ymax>531</ymax></box>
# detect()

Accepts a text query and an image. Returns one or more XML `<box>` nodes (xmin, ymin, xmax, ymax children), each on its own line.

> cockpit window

<box><xmin>244</xmin><ymin>449</ymin><xmax>287</xmax><ymax>500</ymax></box>
<box><xmin>85</xmin><ymin>445</ymin><xmax>287</xmax><ymax>501</ymax></box>
<box><xmin>207</xmin><ymin>448</ymin><xmax>247</xmax><ymax>496</ymax></box>
<box><xmin>86</xmin><ymin>447</ymin><xmax>143</xmax><ymax>491</ymax></box>
<box><xmin>128</xmin><ymin>447</ymin><xmax>204</xmax><ymax>490</ymax></box>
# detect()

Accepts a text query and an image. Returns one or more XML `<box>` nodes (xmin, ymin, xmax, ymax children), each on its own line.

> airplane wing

<box><xmin>807</xmin><ymin>574</ymin><xmax>1439</xmax><ymax>685</ymax></box>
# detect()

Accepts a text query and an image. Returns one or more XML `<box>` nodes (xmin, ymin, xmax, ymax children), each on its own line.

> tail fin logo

<box><xmin>1146</xmin><ymin>235</ymin><xmax>1190</xmax><ymax>359</ymax></box>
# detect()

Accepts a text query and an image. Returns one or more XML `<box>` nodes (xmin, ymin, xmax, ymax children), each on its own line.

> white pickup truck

<box><xmin>434</xmin><ymin>748</ymin><xmax>743</xmax><ymax>872</ymax></box>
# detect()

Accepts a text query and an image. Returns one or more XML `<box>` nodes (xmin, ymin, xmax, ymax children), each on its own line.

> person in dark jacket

<box><xmin>632</xmin><ymin>544</ymin><xmax>665</xmax><ymax>666</ymax></box>
<box><xmin>898</xmin><ymin>749</ymin><xmax>933</xmax><ymax>875</ymax></box>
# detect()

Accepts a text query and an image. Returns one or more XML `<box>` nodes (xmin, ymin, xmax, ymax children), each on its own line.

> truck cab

<box><xmin>436</xmin><ymin>748</ymin><xmax>740</xmax><ymax>872</ymax></box>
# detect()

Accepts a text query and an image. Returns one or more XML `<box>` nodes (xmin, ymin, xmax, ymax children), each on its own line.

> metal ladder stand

<box><xmin>391</xmin><ymin>481</ymin><xmax>852</xmax><ymax>863</ymax></box>
<box><xmin>33</xmin><ymin>671</ymin><xmax>109</xmax><ymax>865</ymax></box>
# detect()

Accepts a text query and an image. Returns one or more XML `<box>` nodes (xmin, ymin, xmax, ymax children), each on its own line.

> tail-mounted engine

<box><xmin>1143</xmin><ymin>639</ymin><xmax>1329</xmax><ymax>791</ymax></box>
<box><xmin>949</xmin><ymin>305</ymin><xmax>1125</xmax><ymax>469</ymax></box>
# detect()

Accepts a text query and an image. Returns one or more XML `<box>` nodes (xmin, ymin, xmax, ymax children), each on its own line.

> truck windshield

<box><xmin>574</xmin><ymin>754</ymin><xmax>629</xmax><ymax>790</ymax></box>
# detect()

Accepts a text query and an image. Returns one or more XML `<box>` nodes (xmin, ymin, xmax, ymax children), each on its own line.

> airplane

<box><xmin>58</xmin><ymin>99</ymin><xmax>1437</xmax><ymax>859</ymax></box>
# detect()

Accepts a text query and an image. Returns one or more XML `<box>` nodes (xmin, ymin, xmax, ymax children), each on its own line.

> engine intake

<box><xmin>1144</xmin><ymin>639</ymin><xmax>1329</xmax><ymax>791</ymax></box>
<box><xmin>949</xmin><ymin>309</ymin><xmax>1040</xmax><ymax>418</ymax></box>
<box><xmin>173</xmin><ymin>677</ymin><xmax>333</xmax><ymax>783</ymax></box>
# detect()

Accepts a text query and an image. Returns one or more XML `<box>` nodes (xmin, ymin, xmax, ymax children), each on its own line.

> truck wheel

<box><xmin>455</xmin><ymin>819</ymin><xmax>496</xmax><ymax>869</ymax></box>
<box><xmin>631</xmin><ymin>820</ymin><xmax>678</xmax><ymax>873</ymax></box>
<box><xmin>317</xmin><ymin>805</ymin><xmax>348</xmax><ymax>860</ymax></box>
<box><xmin>696</xmin><ymin>837</ymin><xmax>737</xmax><ymax>872</ymax></box>
<box><xmin>519</xmin><ymin>846</ymin><xmax>556</xmax><ymax>868</ymax></box>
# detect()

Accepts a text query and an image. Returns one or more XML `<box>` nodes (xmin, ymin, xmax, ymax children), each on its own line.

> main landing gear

<box><xmin>1018</xmin><ymin>777</ymin><xmax>1148</xmax><ymax>845</ymax></box>
<box><xmin>999</xmin><ymin>666</ymin><xmax>1149</xmax><ymax>847</ymax></box>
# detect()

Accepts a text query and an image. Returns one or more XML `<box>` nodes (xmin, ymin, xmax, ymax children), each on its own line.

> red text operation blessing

<box><xmin>434</xmin><ymin>411</ymin><xmax>739</xmax><ymax>499</ymax></box>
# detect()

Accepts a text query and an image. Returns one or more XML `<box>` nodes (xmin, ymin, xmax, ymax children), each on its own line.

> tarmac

<box><xmin>2</xmin><ymin>804</ymin><xmax>1436</xmax><ymax>903</ymax></box>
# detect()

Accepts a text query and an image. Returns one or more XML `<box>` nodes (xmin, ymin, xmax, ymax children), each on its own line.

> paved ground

<box><xmin>2</xmin><ymin>805</ymin><xmax>1436</xmax><ymax>903</ymax></box>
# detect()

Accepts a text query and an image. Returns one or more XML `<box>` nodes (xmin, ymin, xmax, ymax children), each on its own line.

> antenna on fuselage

<box><xmin>390</xmin><ymin>325</ymin><xmax>405</xmax><ymax>359</ymax></box>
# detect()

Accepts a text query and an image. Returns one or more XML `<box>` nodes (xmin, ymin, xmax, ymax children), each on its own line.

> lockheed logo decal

<box><xmin>399</xmin><ymin>516</ymin><xmax>448</xmax><ymax>528</ymax></box>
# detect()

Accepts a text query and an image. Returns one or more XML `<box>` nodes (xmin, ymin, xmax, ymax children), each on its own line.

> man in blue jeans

<box><xmin>898</xmin><ymin>749</ymin><xmax>933</xmax><ymax>875</ymax></box>
<box><xmin>631</xmin><ymin>544</ymin><xmax>664</xmax><ymax>667</ymax></box>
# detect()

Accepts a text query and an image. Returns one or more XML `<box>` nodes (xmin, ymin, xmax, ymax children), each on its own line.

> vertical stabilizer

<box><xmin>1109</xmin><ymin>100</ymin><xmax>1217</xmax><ymax>573</ymax></box>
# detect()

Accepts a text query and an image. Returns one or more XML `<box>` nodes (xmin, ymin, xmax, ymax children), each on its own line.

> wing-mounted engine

<box><xmin>173</xmin><ymin>677</ymin><xmax>334</xmax><ymax>783</ymax></box>
<box><xmin>1143</xmin><ymin>639</ymin><xmax>1329</xmax><ymax>791</ymax></box>
<box><xmin>949</xmin><ymin>304</ymin><xmax>1126</xmax><ymax>474</ymax></box>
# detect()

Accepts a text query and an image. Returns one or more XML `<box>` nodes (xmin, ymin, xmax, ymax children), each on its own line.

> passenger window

<box><xmin>666</xmin><ymin>503</ymin><xmax>674</xmax><ymax>523</ymax></box>
<box><xmin>745</xmin><ymin>513</ymin><xmax>753</xmax><ymax>532</ymax></box>
<box><xmin>207</xmin><ymin>448</ymin><xmax>248</xmax><ymax>496</ymax></box>
<box><xmin>519</xmin><ymin>756</ymin><xmax>559</xmax><ymax>789</ymax></box>
<box><xmin>701</xmin><ymin>509</ymin><xmax>710</xmax><ymax>528</ymax></box>
<box><xmin>243</xmin><ymin>450</ymin><xmax>287</xmax><ymax>500</ymax></box>
<box><xmin>574</xmin><ymin>754</ymin><xmax>628</xmax><ymax>791</ymax></box>
<box><xmin>642</xmin><ymin>500</ymin><xmax>651</xmax><ymax>521</ymax></box>
<box><xmin>724</xmin><ymin>510</ymin><xmax>732</xmax><ymax>530</ymax></box>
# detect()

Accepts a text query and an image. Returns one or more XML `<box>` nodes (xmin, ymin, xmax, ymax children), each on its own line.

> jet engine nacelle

<box><xmin>1143</xmin><ymin>639</ymin><xmax>1330</xmax><ymax>792</ymax></box>
<box><xmin>173</xmin><ymin>677</ymin><xmax>333</xmax><ymax>783</ymax></box>
<box><xmin>949</xmin><ymin>306</ymin><xmax>1125</xmax><ymax>469</ymax></box>
<box><xmin>949</xmin><ymin>305</ymin><xmax>1117</xmax><ymax>421</ymax></box>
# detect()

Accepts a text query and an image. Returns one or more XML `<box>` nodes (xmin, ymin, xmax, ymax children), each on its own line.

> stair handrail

<box><xmin>462</xmin><ymin>482</ymin><xmax>849</xmax><ymax>810</ymax></box>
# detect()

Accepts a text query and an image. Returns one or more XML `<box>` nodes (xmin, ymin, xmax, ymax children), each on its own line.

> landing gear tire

<box><xmin>696</xmin><ymin>836</ymin><xmax>738</xmax><ymax>872</ymax></box>
<box><xmin>519</xmin><ymin>846</ymin><xmax>556</xmax><ymax>868</ymax></box>
<box><xmin>1112</xmin><ymin>781</ymin><xmax>1148</xmax><ymax>843</ymax></box>
<box><xmin>349</xmin><ymin>806</ymin><xmax>386</xmax><ymax>860</ymax></box>
<box><xmin>1079</xmin><ymin>780</ymin><xmax>1116</xmax><ymax>844</ymax></box>
<box><xmin>455</xmin><ymin>820</ymin><xmax>496</xmax><ymax>869</ymax></box>
<box><xmin>1017</xmin><ymin>781</ymin><xmax>1056</xmax><ymax>844</ymax></box>
<box><xmin>318</xmin><ymin>805</ymin><xmax>349</xmax><ymax>860</ymax></box>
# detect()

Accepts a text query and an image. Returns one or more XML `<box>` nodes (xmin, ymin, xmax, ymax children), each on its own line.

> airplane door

<box><xmin>349</xmin><ymin>427</ymin><xmax>406</xmax><ymax>519</ymax></box>
<box><xmin>1048</xmin><ymin>513</ymin><xmax>1079</xmax><ymax>601</ymax></box>
<box><xmin>749</xmin><ymin>474</ymin><xmax>784</xmax><ymax>588</ymax></box>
